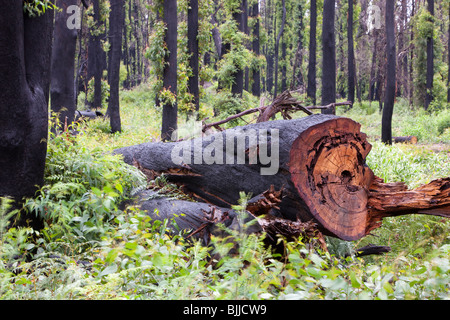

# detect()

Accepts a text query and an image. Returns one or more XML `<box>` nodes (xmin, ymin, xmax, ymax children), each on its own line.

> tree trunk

<box><xmin>89</xmin><ymin>0</ymin><xmax>104</xmax><ymax>109</ymax></box>
<box><xmin>273</xmin><ymin>0</ymin><xmax>286</xmax><ymax>98</ymax></box>
<box><xmin>448</xmin><ymin>5</ymin><xmax>450</xmax><ymax>103</ymax></box>
<box><xmin>321</xmin><ymin>0</ymin><xmax>336</xmax><ymax>113</ymax></box>
<box><xmin>369</xmin><ymin>30</ymin><xmax>379</xmax><ymax>102</ymax></box>
<box><xmin>115</xmin><ymin>115</ymin><xmax>450</xmax><ymax>241</ymax></box>
<box><xmin>161</xmin><ymin>0</ymin><xmax>178</xmax><ymax>141</ymax></box>
<box><xmin>291</xmin><ymin>2</ymin><xmax>304</xmax><ymax>91</ymax></box>
<box><xmin>347</xmin><ymin>0</ymin><xmax>355</xmax><ymax>105</ymax></box>
<box><xmin>231</xmin><ymin>1</ymin><xmax>244</xmax><ymax>98</ymax></box>
<box><xmin>425</xmin><ymin>0</ymin><xmax>434</xmax><ymax>110</ymax></box>
<box><xmin>401</xmin><ymin>0</ymin><xmax>409</xmax><ymax>101</ymax></box>
<box><xmin>382</xmin><ymin>0</ymin><xmax>396</xmax><ymax>145</ymax></box>
<box><xmin>50</xmin><ymin>0</ymin><xmax>78</xmax><ymax>132</ymax></box>
<box><xmin>251</xmin><ymin>0</ymin><xmax>260</xmax><ymax>97</ymax></box>
<box><xmin>265</xmin><ymin>0</ymin><xmax>274</xmax><ymax>95</ymax></box>
<box><xmin>307</xmin><ymin>0</ymin><xmax>317</xmax><ymax>105</ymax></box>
<box><xmin>0</xmin><ymin>3</ymin><xmax>54</xmax><ymax>228</ymax></box>
<box><xmin>187</xmin><ymin>0</ymin><xmax>200</xmax><ymax>114</ymax></box>
<box><xmin>106</xmin><ymin>0</ymin><xmax>124</xmax><ymax>133</ymax></box>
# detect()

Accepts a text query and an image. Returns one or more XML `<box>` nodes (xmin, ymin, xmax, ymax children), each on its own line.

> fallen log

<box><xmin>75</xmin><ymin>110</ymin><xmax>104</xmax><ymax>121</ymax></box>
<box><xmin>133</xmin><ymin>188</ymin><xmax>326</xmax><ymax>251</ymax></box>
<box><xmin>115</xmin><ymin>114</ymin><xmax>450</xmax><ymax>241</ymax></box>
<box><xmin>393</xmin><ymin>136</ymin><xmax>418</xmax><ymax>144</ymax></box>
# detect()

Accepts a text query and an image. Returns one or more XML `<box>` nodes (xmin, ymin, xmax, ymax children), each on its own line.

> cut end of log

<box><xmin>289</xmin><ymin>118</ymin><xmax>374</xmax><ymax>241</ymax></box>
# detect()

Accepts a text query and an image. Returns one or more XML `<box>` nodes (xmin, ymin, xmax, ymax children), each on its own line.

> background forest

<box><xmin>72</xmin><ymin>0</ymin><xmax>450</xmax><ymax>131</ymax></box>
<box><xmin>0</xmin><ymin>0</ymin><xmax>450</xmax><ymax>300</ymax></box>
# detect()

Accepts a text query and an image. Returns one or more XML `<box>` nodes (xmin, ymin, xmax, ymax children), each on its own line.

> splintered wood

<box><xmin>366</xmin><ymin>177</ymin><xmax>450</xmax><ymax>235</ymax></box>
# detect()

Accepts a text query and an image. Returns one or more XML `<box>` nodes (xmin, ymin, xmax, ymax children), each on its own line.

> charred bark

<box><xmin>50</xmin><ymin>0</ymin><xmax>78</xmax><ymax>132</ymax></box>
<box><xmin>106</xmin><ymin>0</ymin><xmax>124</xmax><ymax>133</ymax></box>
<box><xmin>0</xmin><ymin>3</ymin><xmax>54</xmax><ymax>228</ymax></box>
<box><xmin>161</xmin><ymin>0</ymin><xmax>178</xmax><ymax>141</ymax></box>
<box><xmin>425</xmin><ymin>0</ymin><xmax>434</xmax><ymax>110</ymax></box>
<box><xmin>187</xmin><ymin>0</ymin><xmax>200</xmax><ymax>113</ymax></box>
<box><xmin>321</xmin><ymin>0</ymin><xmax>336</xmax><ymax>113</ymax></box>
<box><xmin>381</xmin><ymin>0</ymin><xmax>396</xmax><ymax>145</ymax></box>
<box><xmin>250</xmin><ymin>1</ymin><xmax>261</xmax><ymax>97</ymax></box>
<box><xmin>307</xmin><ymin>0</ymin><xmax>317</xmax><ymax>105</ymax></box>
<box><xmin>347</xmin><ymin>0</ymin><xmax>355</xmax><ymax>105</ymax></box>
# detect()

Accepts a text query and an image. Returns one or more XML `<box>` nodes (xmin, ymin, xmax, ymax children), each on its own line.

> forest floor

<box><xmin>1</xmin><ymin>86</ymin><xmax>450</xmax><ymax>300</ymax></box>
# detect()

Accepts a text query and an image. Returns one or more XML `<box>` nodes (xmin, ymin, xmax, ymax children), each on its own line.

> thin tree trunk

<box><xmin>187</xmin><ymin>0</ymin><xmax>200</xmax><ymax>114</ymax></box>
<box><xmin>382</xmin><ymin>0</ymin><xmax>396</xmax><ymax>145</ymax></box>
<box><xmin>347</xmin><ymin>0</ymin><xmax>355</xmax><ymax>104</ymax></box>
<box><xmin>251</xmin><ymin>0</ymin><xmax>260</xmax><ymax>97</ymax></box>
<box><xmin>369</xmin><ymin>30</ymin><xmax>379</xmax><ymax>102</ymax></box>
<box><xmin>425</xmin><ymin>0</ymin><xmax>434</xmax><ymax>110</ymax></box>
<box><xmin>273</xmin><ymin>0</ymin><xmax>286</xmax><ymax>98</ymax></box>
<box><xmin>321</xmin><ymin>0</ymin><xmax>336</xmax><ymax>113</ymax></box>
<box><xmin>50</xmin><ymin>0</ymin><xmax>78</xmax><ymax>131</ymax></box>
<box><xmin>107</xmin><ymin>0</ymin><xmax>124</xmax><ymax>133</ymax></box>
<box><xmin>161</xmin><ymin>0</ymin><xmax>178</xmax><ymax>141</ymax></box>
<box><xmin>291</xmin><ymin>2</ymin><xmax>304</xmax><ymax>91</ymax></box>
<box><xmin>307</xmin><ymin>0</ymin><xmax>317</xmax><ymax>104</ymax></box>
<box><xmin>88</xmin><ymin>0</ymin><xmax>103</xmax><ymax>109</ymax></box>
<box><xmin>231</xmin><ymin>0</ymin><xmax>244</xmax><ymax>97</ymax></box>
<box><xmin>448</xmin><ymin>5</ymin><xmax>450</xmax><ymax>103</ymax></box>
<box><xmin>409</xmin><ymin>0</ymin><xmax>415</xmax><ymax>105</ymax></box>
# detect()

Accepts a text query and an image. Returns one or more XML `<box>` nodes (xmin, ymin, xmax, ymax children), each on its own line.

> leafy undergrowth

<box><xmin>1</xmin><ymin>90</ymin><xmax>449</xmax><ymax>300</ymax></box>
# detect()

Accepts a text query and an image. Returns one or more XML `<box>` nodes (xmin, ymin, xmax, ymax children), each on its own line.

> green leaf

<box><xmin>98</xmin><ymin>264</ymin><xmax>118</xmax><ymax>277</ymax></box>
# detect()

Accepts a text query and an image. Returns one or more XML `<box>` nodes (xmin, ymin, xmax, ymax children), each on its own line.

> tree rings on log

<box><xmin>289</xmin><ymin>118</ymin><xmax>374</xmax><ymax>240</ymax></box>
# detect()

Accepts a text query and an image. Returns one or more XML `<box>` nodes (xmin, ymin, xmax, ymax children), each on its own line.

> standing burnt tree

<box><xmin>161</xmin><ymin>0</ymin><xmax>178</xmax><ymax>141</ymax></box>
<box><xmin>231</xmin><ymin>0</ymin><xmax>245</xmax><ymax>98</ymax></box>
<box><xmin>87</xmin><ymin>0</ymin><xmax>104</xmax><ymax>109</ymax></box>
<box><xmin>187</xmin><ymin>0</ymin><xmax>200</xmax><ymax>114</ymax></box>
<box><xmin>347</xmin><ymin>0</ymin><xmax>355</xmax><ymax>105</ymax></box>
<box><xmin>381</xmin><ymin>0</ymin><xmax>396</xmax><ymax>144</ymax></box>
<box><xmin>307</xmin><ymin>0</ymin><xmax>317</xmax><ymax>105</ymax></box>
<box><xmin>250</xmin><ymin>0</ymin><xmax>260</xmax><ymax>97</ymax></box>
<box><xmin>106</xmin><ymin>0</ymin><xmax>124</xmax><ymax>133</ymax></box>
<box><xmin>50</xmin><ymin>0</ymin><xmax>78</xmax><ymax>131</ymax></box>
<box><xmin>0</xmin><ymin>2</ymin><xmax>53</xmax><ymax>227</ymax></box>
<box><xmin>321</xmin><ymin>0</ymin><xmax>336</xmax><ymax>113</ymax></box>
<box><xmin>273</xmin><ymin>0</ymin><xmax>286</xmax><ymax>98</ymax></box>
<box><xmin>425</xmin><ymin>0</ymin><xmax>434</xmax><ymax>110</ymax></box>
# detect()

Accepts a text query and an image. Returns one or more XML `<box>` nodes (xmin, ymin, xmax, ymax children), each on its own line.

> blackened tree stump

<box><xmin>115</xmin><ymin>114</ymin><xmax>450</xmax><ymax>241</ymax></box>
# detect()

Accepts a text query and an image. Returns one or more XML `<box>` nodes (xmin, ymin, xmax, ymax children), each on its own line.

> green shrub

<box><xmin>23</xmin><ymin>128</ymin><xmax>146</xmax><ymax>244</ymax></box>
<box><xmin>437</xmin><ymin>109</ymin><xmax>450</xmax><ymax>135</ymax></box>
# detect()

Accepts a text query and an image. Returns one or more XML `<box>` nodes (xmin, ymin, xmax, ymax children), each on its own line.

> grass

<box><xmin>1</xmin><ymin>85</ymin><xmax>449</xmax><ymax>300</ymax></box>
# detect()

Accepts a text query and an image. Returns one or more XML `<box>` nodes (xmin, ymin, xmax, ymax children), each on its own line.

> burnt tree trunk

<box><xmin>161</xmin><ymin>0</ymin><xmax>178</xmax><ymax>141</ymax></box>
<box><xmin>50</xmin><ymin>0</ymin><xmax>78</xmax><ymax>132</ymax></box>
<box><xmin>231</xmin><ymin>0</ymin><xmax>244</xmax><ymax>98</ymax></box>
<box><xmin>382</xmin><ymin>0</ymin><xmax>396</xmax><ymax>145</ymax></box>
<box><xmin>307</xmin><ymin>0</ymin><xmax>317</xmax><ymax>105</ymax></box>
<box><xmin>0</xmin><ymin>3</ymin><xmax>54</xmax><ymax>228</ymax></box>
<box><xmin>106</xmin><ymin>0</ymin><xmax>124</xmax><ymax>133</ymax></box>
<box><xmin>273</xmin><ymin>0</ymin><xmax>286</xmax><ymax>98</ymax></box>
<box><xmin>251</xmin><ymin>1</ymin><xmax>260</xmax><ymax>97</ymax></box>
<box><xmin>187</xmin><ymin>0</ymin><xmax>200</xmax><ymax>113</ymax></box>
<box><xmin>88</xmin><ymin>0</ymin><xmax>104</xmax><ymax>109</ymax></box>
<box><xmin>347</xmin><ymin>0</ymin><xmax>355</xmax><ymax>105</ymax></box>
<box><xmin>425</xmin><ymin>0</ymin><xmax>434</xmax><ymax>110</ymax></box>
<box><xmin>321</xmin><ymin>0</ymin><xmax>336</xmax><ymax>113</ymax></box>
